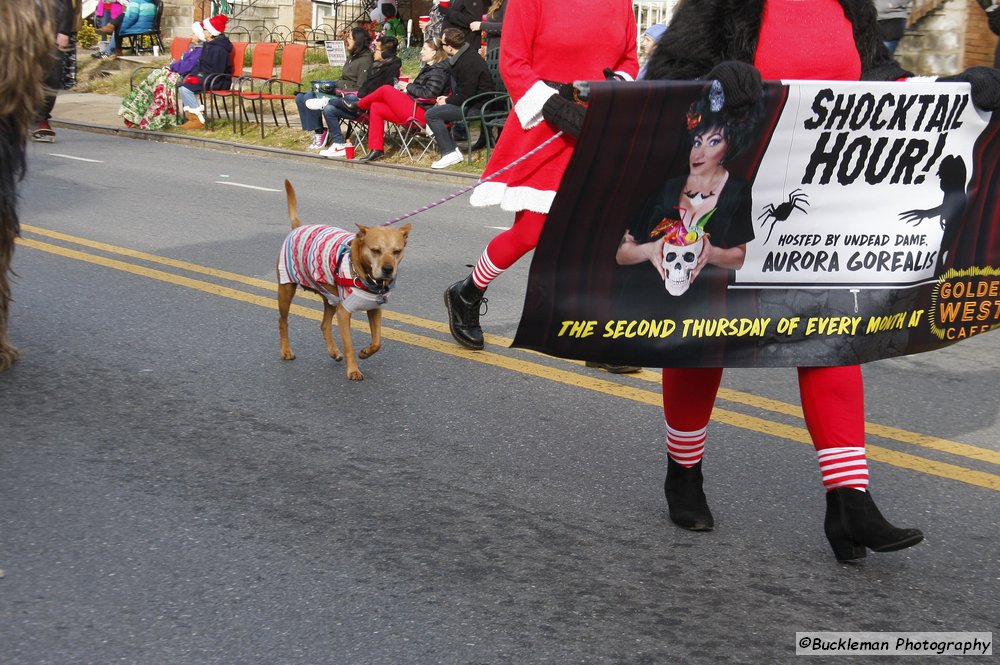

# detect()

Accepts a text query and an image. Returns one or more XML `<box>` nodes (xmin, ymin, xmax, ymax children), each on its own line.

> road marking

<box><xmin>213</xmin><ymin>181</ymin><xmax>282</xmax><ymax>192</ymax></box>
<box><xmin>49</xmin><ymin>153</ymin><xmax>104</xmax><ymax>163</ymax></box>
<box><xmin>17</xmin><ymin>230</ymin><xmax>1000</xmax><ymax>490</ymax></box>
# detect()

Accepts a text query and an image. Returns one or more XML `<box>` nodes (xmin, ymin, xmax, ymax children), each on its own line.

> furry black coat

<box><xmin>645</xmin><ymin>0</ymin><xmax>912</xmax><ymax>82</ymax></box>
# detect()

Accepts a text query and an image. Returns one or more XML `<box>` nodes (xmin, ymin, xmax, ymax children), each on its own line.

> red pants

<box><xmin>357</xmin><ymin>85</ymin><xmax>424</xmax><ymax>151</ymax></box>
<box><xmin>661</xmin><ymin>365</ymin><xmax>865</xmax><ymax>450</ymax></box>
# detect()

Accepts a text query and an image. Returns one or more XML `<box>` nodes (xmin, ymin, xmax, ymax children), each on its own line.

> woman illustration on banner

<box><xmin>615</xmin><ymin>83</ymin><xmax>760</xmax><ymax>318</ymax></box>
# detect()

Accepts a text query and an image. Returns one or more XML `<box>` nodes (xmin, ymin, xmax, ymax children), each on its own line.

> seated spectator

<box><xmin>424</xmin><ymin>27</ymin><xmax>493</xmax><ymax>169</ymax></box>
<box><xmin>177</xmin><ymin>14</ymin><xmax>233</xmax><ymax>129</ymax></box>
<box><xmin>875</xmin><ymin>0</ymin><xmax>913</xmax><ymax>56</ymax></box>
<box><xmin>119</xmin><ymin>22</ymin><xmax>206</xmax><ymax>130</ymax></box>
<box><xmin>93</xmin><ymin>1</ymin><xmax>125</xmax><ymax>59</ymax></box>
<box><xmin>295</xmin><ymin>27</ymin><xmax>373</xmax><ymax>150</ymax></box>
<box><xmin>331</xmin><ymin>36</ymin><xmax>403</xmax><ymax>136</ymax></box>
<box><xmin>637</xmin><ymin>23</ymin><xmax>667</xmax><ymax>80</ymax></box>
<box><xmin>344</xmin><ymin>38</ymin><xmax>450</xmax><ymax>161</ymax></box>
<box><xmin>115</xmin><ymin>0</ymin><xmax>157</xmax><ymax>53</ymax></box>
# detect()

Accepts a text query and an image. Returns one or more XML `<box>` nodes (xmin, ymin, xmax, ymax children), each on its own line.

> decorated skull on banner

<box><xmin>662</xmin><ymin>237</ymin><xmax>704</xmax><ymax>296</ymax></box>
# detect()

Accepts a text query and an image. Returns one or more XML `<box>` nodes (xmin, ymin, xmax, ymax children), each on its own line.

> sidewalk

<box><xmin>48</xmin><ymin>91</ymin><xmax>477</xmax><ymax>184</ymax></box>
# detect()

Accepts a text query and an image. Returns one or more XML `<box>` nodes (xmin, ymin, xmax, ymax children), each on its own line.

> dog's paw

<box><xmin>280</xmin><ymin>349</ymin><xmax>296</xmax><ymax>360</ymax></box>
<box><xmin>330</xmin><ymin>351</ymin><xmax>343</xmax><ymax>361</ymax></box>
<box><xmin>347</xmin><ymin>370</ymin><xmax>364</xmax><ymax>381</ymax></box>
<box><xmin>358</xmin><ymin>344</ymin><xmax>380</xmax><ymax>359</ymax></box>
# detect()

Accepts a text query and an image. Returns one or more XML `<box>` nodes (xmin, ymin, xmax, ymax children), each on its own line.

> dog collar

<box><xmin>333</xmin><ymin>240</ymin><xmax>395</xmax><ymax>296</ymax></box>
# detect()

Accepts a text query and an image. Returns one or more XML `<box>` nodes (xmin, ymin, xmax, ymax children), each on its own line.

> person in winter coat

<box><xmin>343</xmin><ymin>38</ymin><xmax>451</xmax><ymax>159</ymax></box>
<box><xmin>641</xmin><ymin>0</ymin><xmax>1000</xmax><ymax>562</ymax></box>
<box><xmin>93</xmin><ymin>1</ymin><xmax>125</xmax><ymax>58</ymax></box>
<box><xmin>295</xmin><ymin>27</ymin><xmax>374</xmax><ymax>149</ymax></box>
<box><xmin>441</xmin><ymin>0</ymin><xmax>485</xmax><ymax>49</ymax></box>
<box><xmin>470</xmin><ymin>0</ymin><xmax>505</xmax><ymax>55</ymax></box>
<box><xmin>33</xmin><ymin>0</ymin><xmax>80</xmax><ymax>142</ymax></box>
<box><xmin>178</xmin><ymin>14</ymin><xmax>233</xmax><ymax>129</ymax></box>
<box><xmin>119</xmin><ymin>21</ymin><xmax>205</xmax><ymax>130</ymax></box>
<box><xmin>443</xmin><ymin>0</ymin><xmax>638</xmax><ymax>355</ymax></box>
<box><xmin>424</xmin><ymin>27</ymin><xmax>494</xmax><ymax>168</ymax></box>
<box><xmin>333</xmin><ymin>36</ymin><xmax>403</xmax><ymax>144</ymax></box>
<box><xmin>985</xmin><ymin>1</ymin><xmax>1000</xmax><ymax>68</ymax></box>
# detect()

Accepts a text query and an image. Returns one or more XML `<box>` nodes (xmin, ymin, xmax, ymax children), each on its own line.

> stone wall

<box><xmin>896</xmin><ymin>0</ymin><xmax>968</xmax><ymax>75</ymax></box>
<box><xmin>162</xmin><ymin>0</ymin><xmax>194</xmax><ymax>43</ymax></box>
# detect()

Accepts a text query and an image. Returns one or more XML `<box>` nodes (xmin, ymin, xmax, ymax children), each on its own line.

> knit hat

<box><xmin>643</xmin><ymin>23</ymin><xmax>668</xmax><ymax>43</ymax></box>
<box><xmin>205</xmin><ymin>14</ymin><xmax>228</xmax><ymax>36</ymax></box>
<box><xmin>191</xmin><ymin>20</ymin><xmax>206</xmax><ymax>41</ymax></box>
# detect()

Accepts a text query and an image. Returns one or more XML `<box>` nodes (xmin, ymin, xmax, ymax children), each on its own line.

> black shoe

<box><xmin>824</xmin><ymin>487</ymin><xmax>923</xmax><ymax>562</ymax></box>
<box><xmin>664</xmin><ymin>458</ymin><xmax>714</xmax><ymax>531</ymax></box>
<box><xmin>444</xmin><ymin>276</ymin><xmax>486</xmax><ymax>350</ymax></box>
<box><xmin>585</xmin><ymin>360</ymin><xmax>642</xmax><ymax>374</ymax></box>
<box><xmin>358</xmin><ymin>149</ymin><xmax>384</xmax><ymax>162</ymax></box>
<box><xmin>341</xmin><ymin>100</ymin><xmax>359</xmax><ymax>114</ymax></box>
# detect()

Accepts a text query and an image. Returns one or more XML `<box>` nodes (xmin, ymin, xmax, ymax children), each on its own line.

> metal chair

<box><xmin>257</xmin><ymin>43</ymin><xmax>308</xmax><ymax>138</ymax></box>
<box><xmin>203</xmin><ymin>41</ymin><xmax>251</xmax><ymax>129</ymax></box>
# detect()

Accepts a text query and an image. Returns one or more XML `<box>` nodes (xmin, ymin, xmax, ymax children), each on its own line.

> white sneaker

<box><xmin>319</xmin><ymin>143</ymin><xmax>347</xmax><ymax>158</ymax></box>
<box><xmin>431</xmin><ymin>149</ymin><xmax>463</xmax><ymax>169</ymax></box>
<box><xmin>305</xmin><ymin>97</ymin><xmax>330</xmax><ymax>111</ymax></box>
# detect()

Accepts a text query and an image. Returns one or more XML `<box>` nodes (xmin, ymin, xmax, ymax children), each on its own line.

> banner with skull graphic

<box><xmin>512</xmin><ymin>79</ymin><xmax>1000</xmax><ymax>368</ymax></box>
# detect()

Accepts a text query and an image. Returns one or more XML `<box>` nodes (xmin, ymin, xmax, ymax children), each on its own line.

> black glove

<box><xmin>938</xmin><ymin>66</ymin><xmax>1000</xmax><ymax>111</ymax></box>
<box><xmin>603</xmin><ymin>67</ymin><xmax>626</xmax><ymax>82</ymax></box>
<box><xmin>705</xmin><ymin>61</ymin><xmax>763</xmax><ymax>111</ymax></box>
<box><xmin>542</xmin><ymin>93</ymin><xmax>585</xmax><ymax>138</ymax></box>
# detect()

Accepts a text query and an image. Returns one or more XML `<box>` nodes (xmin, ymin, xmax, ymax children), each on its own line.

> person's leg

<box><xmin>798</xmin><ymin>365</ymin><xmax>922</xmax><ymax>560</ymax></box>
<box><xmin>362</xmin><ymin>102</ymin><xmax>388</xmax><ymax>150</ymax></box>
<box><xmin>425</xmin><ymin>104</ymin><xmax>462</xmax><ymax>155</ymax></box>
<box><xmin>177</xmin><ymin>85</ymin><xmax>204</xmax><ymax>127</ymax></box>
<box><xmin>660</xmin><ymin>367</ymin><xmax>724</xmax><ymax>530</ymax></box>
<box><xmin>445</xmin><ymin>210</ymin><xmax>546</xmax><ymax>349</ymax></box>
<box><xmin>295</xmin><ymin>92</ymin><xmax>325</xmax><ymax>132</ymax></box>
<box><xmin>33</xmin><ymin>48</ymin><xmax>63</xmax><ymax>140</ymax></box>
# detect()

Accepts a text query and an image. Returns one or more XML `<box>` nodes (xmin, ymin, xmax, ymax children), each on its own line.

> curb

<box><xmin>50</xmin><ymin>119</ymin><xmax>482</xmax><ymax>186</ymax></box>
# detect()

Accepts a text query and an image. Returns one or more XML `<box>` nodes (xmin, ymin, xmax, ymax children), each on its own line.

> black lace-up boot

<box><xmin>824</xmin><ymin>488</ymin><xmax>923</xmax><ymax>562</ymax></box>
<box><xmin>444</xmin><ymin>276</ymin><xmax>486</xmax><ymax>350</ymax></box>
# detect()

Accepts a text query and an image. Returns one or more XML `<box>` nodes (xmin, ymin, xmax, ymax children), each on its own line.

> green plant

<box><xmin>78</xmin><ymin>21</ymin><xmax>99</xmax><ymax>49</ymax></box>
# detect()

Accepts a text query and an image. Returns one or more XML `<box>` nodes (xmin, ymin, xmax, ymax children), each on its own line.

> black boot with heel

<box><xmin>444</xmin><ymin>276</ymin><xmax>486</xmax><ymax>350</ymax></box>
<box><xmin>824</xmin><ymin>487</ymin><xmax>923</xmax><ymax>562</ymax></box>
<box><xmin>664</xmin><ymin>458</ymin><xmax>714</xmax><ymax>531</ymax></box>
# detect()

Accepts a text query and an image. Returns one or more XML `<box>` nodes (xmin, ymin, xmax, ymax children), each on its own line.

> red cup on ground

<box><xmin>345</xmin><ymin>144</ymin><xmax>356</xmax><ymax>159</ymax></box>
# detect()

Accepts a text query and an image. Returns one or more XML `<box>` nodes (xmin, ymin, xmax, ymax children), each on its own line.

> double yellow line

<box><xmin>18</xmin><ymin>224</ymin><xmax>1000</xmax><ymax>492</ymax></box>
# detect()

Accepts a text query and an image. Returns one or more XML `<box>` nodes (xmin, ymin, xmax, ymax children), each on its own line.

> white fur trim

<box><xmin>514</xmin><ymin>81</ymin><xmax>557</xmax><ymax>130</ymax></box>
<box><xmin>469</xmin><ymin>181</ymin><xmax>555</xmax><ymax>214</ymax></box>
<box><xmin>614</xmin><ymin>71</ymin><xmax>634</xmax><ymax>82</ymax></box>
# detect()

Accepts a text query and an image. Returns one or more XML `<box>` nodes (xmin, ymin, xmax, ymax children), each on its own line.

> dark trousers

<box><xmin>424</xmin><ymin>103</ymin><xmax>465</xmax><ymax>154</ymax></box>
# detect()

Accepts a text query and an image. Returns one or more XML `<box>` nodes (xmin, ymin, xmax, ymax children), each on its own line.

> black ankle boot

<box><xmin>664</xmin><ymin>458</ymin><xmax>713</xmax><ymax>531</ymax></box>
<box><xmin>359</xmin><ymin>149</ymin><xmax>384</xmax><ymax>162</ymax></box>
<box><xmin>444</xmin><ymin>276</ymin><xmax>486</xmax><ymax>350</ymax></box>
<box><xmin>824</xmin><ymin>488</ymin><xmax>923</xmax><ymax>562</ymax></box>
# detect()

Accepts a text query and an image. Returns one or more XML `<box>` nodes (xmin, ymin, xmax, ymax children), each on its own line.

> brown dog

<box><xmin>277</xmin><ymin>180</ymin><xmax>411</xmax><ymax>380</ymax></box>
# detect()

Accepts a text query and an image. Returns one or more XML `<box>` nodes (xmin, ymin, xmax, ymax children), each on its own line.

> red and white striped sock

<box><xmin>472</xmin><ymin>249</ymin><xmax>503</xmax><ymax>290</ymax></box>
<box><xmin>665</xmin><ymin>421</ymin><xmax>706</xmax><ymax>467</ymax></box>
<box><xmin>816</xmin><ymin>447</ymin><xmax>869</xmax><ymax>491</ymax></box>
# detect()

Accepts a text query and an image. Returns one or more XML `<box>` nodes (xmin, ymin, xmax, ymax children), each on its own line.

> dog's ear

<box><xmin>355</xmin><ymin>224</ymin><xmax>368</xmax><ymax>239</ymax></box>
<box><xmin>399</xmin><ymin>223</ymin><xmax>412</xmax><ymax>241</ymax></box>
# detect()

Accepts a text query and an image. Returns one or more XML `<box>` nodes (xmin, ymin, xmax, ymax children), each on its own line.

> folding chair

<box><xmin>257</xmin><ymin>43</ymin><xmax>307</xmax><ymax>138</ymax></box>
<box><xmin>203</xmin><ymin>41</ymin><xmax>250</xmax><ymax>130</ymax></box>
<box><xmin>388</xmin><ymin>99</ymin><xmax>441</xmax><ymax>163</ymax></box>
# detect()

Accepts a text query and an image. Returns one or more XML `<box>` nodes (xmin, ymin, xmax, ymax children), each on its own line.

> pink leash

<box><xmin>377</xmin><ymin>130</ymin><xmax>565</xmax><ymax>227</ymax></box>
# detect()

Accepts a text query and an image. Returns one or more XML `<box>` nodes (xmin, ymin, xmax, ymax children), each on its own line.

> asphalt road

<box><xmin>1</xmin><ymin>129</ymin><xmax>998</xmax><ymax>664</ymax></box>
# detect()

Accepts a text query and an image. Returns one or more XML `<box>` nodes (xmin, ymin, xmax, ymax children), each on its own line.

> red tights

<box><xmin>357</xmin><ymin>86</ymin><xmax>424</xmax><ymax>151</ymax></box>
<box><xmin>661</xmin><ymin>365</ymin><xmax>868</xmax><ymax>489</ymax></box>
<box><xmin>472</xmin><ymin>210</ymin><xmax>547</xmax><ymax>289</ymax></box>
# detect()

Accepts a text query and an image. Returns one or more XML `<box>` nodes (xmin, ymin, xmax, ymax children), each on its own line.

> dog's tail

<box><xmin>284</xmin><ymin>179</ymin><xmax>301</xmax><ymax>229</ymax></box>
